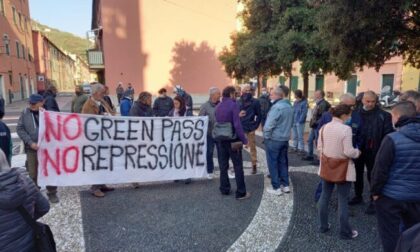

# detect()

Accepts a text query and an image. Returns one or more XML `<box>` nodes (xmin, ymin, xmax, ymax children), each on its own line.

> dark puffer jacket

<box><xmin>0</xmin><ymin>169</ymin><xmax>50</xmax><ymax>251</ymax></box>
<box><xmin>129</xmin><ymin>101</ymin><xmax>154</xmax><ymax>117</ymax></box>
<box><xmin>381</xmin><ymin>118</ymin><xmax>420</xmax><ymax>201</ymax></box>
<box><xmin>43</xmin><ymin>90</ymin><xmax>60</xmax><ymax>112</ymax></box>
<box><xmin>238</xmin><ymin>96</ymin><xmax>262</xmax><ymax>133</ymax></box>
<box><xmin>153</xmin><ymin>96</ymin><xmax>174</xmax><ymax>117</ymax></box>
<box><xmin>358</xmin><ymin>106</ymin><xmax>394</xmax><ymax>155</ymax></box>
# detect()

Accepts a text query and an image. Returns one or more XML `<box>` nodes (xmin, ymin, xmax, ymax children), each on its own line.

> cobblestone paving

<box><xmin>278</xmin><ymin>172</ymin><xmax>382</xmax><ymax>252</ymax></box>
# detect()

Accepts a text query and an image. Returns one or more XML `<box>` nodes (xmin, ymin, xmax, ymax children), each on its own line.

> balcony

<box><xmin>87</xmin><ymin>50</ymin><xmax>104</xmax><ymax>69</ymax></box>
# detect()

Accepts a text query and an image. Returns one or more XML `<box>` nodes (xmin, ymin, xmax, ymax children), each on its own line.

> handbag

<box><xmin>230</xmin><ymin>141</ymin><xmax>243</xmax><ymax>152</ymax></box>
<box><xmin>319</xmin><ymin>127</ymin><xmax>349</xmax><ymax>183</ymax></box>
<box><xmin>212</xmin><ymin>122</ymin><xmax>237</xmax><ymax>141</ymax></box>
<box><xmin>17</xmin><ymin>206</ymin><xmax>57</xmax><ymax>252</ymax></box>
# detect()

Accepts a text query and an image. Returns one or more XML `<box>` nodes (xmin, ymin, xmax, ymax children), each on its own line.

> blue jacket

<box><xmin>263</xmin><ymin>99</ymin><xmax>293</xmax><ymax>142</ymax></box>
<box><xmin>293</xmin><ymin>99</ymin><xmax>308</xmax><ymax>124</ymax></box>
<box><xmin>238</xmin><ymin>96</ymin><xmax>262</xmax><ymax>132</ymax></box>
<box><xmin>120</xmin><ymin>97</ymin><xmax>133</xmax><ymax>116</ymax></box>
<box><xmin>380</xmin><ymin>119</ymin><xmax>420</xmax><ymax>201</ymax></box>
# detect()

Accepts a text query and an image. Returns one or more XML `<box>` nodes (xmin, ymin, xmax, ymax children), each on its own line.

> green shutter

<box><xmin>279</xmin><ymin>76</ymin><xmax>286</xmax><ymax>85</ymax></box>
<box><xmin>290</xmin><ymin>76</ymin><xmax>298</xmax><ymax>91</ymax></box>
<box><xmin>315</xmin><ymin>75</ymin><xmax>324</xmax><ymax>91</ymax></box>
<box><xmin>347</xmin><ymin>75</ymin><xmax>357</xmax><ymax>95</ymax></box>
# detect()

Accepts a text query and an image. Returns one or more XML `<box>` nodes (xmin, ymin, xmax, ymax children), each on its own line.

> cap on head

<box><xmin>29</xmin><ymin>94</ymin><xmax>44</xmax><ymax>104</ymax></box>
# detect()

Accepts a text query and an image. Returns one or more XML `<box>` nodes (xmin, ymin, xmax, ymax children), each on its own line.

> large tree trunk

<box><xmin>303</xmin><ymin>72</ymin><xmax>309</xmax><ymax>98</ymax></box>
<box><xmin>257</xmin><ymin>74</ymin><xmax>262</xmax><ymax>97</ymax></box>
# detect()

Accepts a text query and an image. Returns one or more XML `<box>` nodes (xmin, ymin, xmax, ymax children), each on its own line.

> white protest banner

<box><xmin>36</xmin><ymin>110</ymin><xmax>208</xmax><ymax>187</ymax></box>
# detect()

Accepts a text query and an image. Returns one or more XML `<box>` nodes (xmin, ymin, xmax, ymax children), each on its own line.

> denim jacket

<box><xmin>263</xmin><ymin>99</ymin><xmax>293</xmax><ymax>141</ymax></box>
<box><xmin>293</xmin><ymin>99</ymin><xmax>308</xmax><ymax>124</ymax></box>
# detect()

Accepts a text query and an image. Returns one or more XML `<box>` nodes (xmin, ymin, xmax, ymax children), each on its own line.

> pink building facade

<box><xmin>0</xmin><ymin>0</ymin><xmax>36</xmax><ymax>104</ymax></box>
<box><xmin>32</xmin><ymin>30</ymin><xmax>77</xmax><ymax>93</ymax></box>
<box><xmin>268</xmin><ymin>56</ymin><xmax>418</xmax><ymax>103</ymax></box>
<box><xmin>89</xmin><ymin>0</ymin><xmax>236</xmax><ymax>96</ymax></box>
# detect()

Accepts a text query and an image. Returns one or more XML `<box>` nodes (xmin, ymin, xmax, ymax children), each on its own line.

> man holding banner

<box><xmin>17</xmin><ymin>94</ymin><xmax>59</xmax><ymax>203</ymax></box>
<box><xmin>81</xmin><ymin>83</ymin><xmax>115</xmax><ymax>197</ymax></box>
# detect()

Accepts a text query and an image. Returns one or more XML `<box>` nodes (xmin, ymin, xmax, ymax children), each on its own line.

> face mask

<box><xmin>242</xmin><ymin>93</ymin><xmax>252</xmax><ymax>101</ymax></box>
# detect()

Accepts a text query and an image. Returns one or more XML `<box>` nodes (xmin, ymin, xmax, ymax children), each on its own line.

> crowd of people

<box><xmin>0</xmin><ymin>81</ymin><xmax>419</xmax><ymax>251</ymax></box>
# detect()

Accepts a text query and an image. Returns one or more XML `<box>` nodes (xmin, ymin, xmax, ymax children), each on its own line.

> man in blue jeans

<box><xmin>303</xmin><ymin>90</ymin><xmax>331</xmax><ymax>164</ymax></box>
<box><xmin>264</xmin><ymin>86</ymin><xmax>294</xmax><ymax>195</ymax></box>
<box><xmin>199</xmin><ymin>87</ymin><xmax>221</xmax><ymax>179</ymax></box>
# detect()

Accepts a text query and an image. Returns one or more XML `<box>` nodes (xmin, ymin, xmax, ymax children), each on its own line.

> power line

<box><xmin>161</xmin><ymin>0</ymin><xmax>232</xmax><ymax>24</ymax></box>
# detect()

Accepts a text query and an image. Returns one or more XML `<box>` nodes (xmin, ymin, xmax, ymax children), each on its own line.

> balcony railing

<box><xmin>87</xmin><ymin>50</ymin><xmax>104</xmax><ymax>69</ymax></box>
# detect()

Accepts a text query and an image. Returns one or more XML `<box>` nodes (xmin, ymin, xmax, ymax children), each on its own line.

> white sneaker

<box><xmin>266</xmin><ymin>188</ymin><xmax>282</xmax><ymax>196</ymax></box>
<box><xmin>228</xmin><ymin>171</ymin><xmax>235</xmax><ymax>179</ymax></box>
<box><xmin>207</xmin><ymin>173</ymin><xmax>214</xmax><ymax>180</ymax></box>
<box><xmin>281</xmin><ymin>186</ymin><xmax>291</xmax><ymax>193</ymax></box>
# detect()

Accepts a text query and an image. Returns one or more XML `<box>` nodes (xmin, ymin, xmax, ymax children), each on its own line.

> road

<box><xmin>3</xmin><ymin>94</ymin><xmax>73</xmax><ymax>155</ymax></box>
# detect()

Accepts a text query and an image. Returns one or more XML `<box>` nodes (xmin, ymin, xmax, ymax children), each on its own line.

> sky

<box><xmin>29</xmin><ymin>0</ymin><xmax>92</xmax><ymax>38</ymax></box>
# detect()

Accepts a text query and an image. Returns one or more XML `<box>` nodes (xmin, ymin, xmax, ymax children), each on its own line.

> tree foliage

<box><xmin>220</xmin><ymin>0</ymin><xmax>419</xmax><ymax>90</ymax></box>
<box><xmin>220</xmin><ymin>0</ymin><xmax>332</xmax><ymax>96</ymax></box>
<box><xmin>316</xmin><ymin>0</ymin><xmax>419</xmax><ymax>79</ymax></box>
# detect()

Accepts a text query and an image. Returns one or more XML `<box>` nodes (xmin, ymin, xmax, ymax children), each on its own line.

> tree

<box><xmin>272</xmin><ymin>0</ymin><xmax>332</xmax><ymax>97</ymax></box>
<box><xmin>220</xmin><ymin>0</ymin><xmax>332</xmax><ymax>97</ymax></box>
<box><xmin>220</xmin><ymin>0</ymin><xmax>282</xmax><ymax>95</ymax></box>
<box><xmin>316</xmin><ymin>0</ymin><xmax>420</xmax><ymax>79</ymax></box>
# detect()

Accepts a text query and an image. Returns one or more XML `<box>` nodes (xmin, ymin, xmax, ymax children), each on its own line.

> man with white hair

<box><xmin>239</xmin><ymin>84</ymin><xmax>262</xmax><ymax>174</ymax></box>
<box><xmin>199</xmin><ymin>87</ymin><xmax>221</xmax><ymax>179</ymax></box>
<box><xmin>264</xmin><ymin>85</ymin><xmax>294</xmax><ymax>195</ymax></box>
<box><xmin>349</xmin><ymin>91</ymin><xmax>393</xmax><ymax>214</ymax></box>
<box><xmin>82</xmin><ymin>83</ymin><xmax>115</xmax><ymax>197</ymax></box>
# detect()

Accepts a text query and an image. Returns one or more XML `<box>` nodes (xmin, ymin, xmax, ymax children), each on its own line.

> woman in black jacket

<box><xmin>0</xmin><ymin>150</ymin><xmax>50</xmax><ymax>251</ymax></box>
<box><xmin>129</xmin><ymin>92</ymin><xmax>153</xmax><ymax>188</ymax></box>
<box><xmin>129</xmin><ymin>92</ymin><xmax>154</xmax><ymax>117</ymax></box>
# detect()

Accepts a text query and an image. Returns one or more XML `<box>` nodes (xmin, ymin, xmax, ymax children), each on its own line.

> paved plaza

<box><xmin>9</xmin><ymin>136</ymin><xmax>381</xmax><ymax>252</ymax></box>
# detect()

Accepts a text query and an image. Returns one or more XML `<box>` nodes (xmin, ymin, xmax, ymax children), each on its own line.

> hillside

<box><xmin>32</xmin><ymin>20</ymin><xmax>92</xmax><ymax>61</ymax></box>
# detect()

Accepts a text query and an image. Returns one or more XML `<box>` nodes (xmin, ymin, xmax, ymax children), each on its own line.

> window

<box><xmin>3</xmin><ymin>34</ymin><xmax>10</xmax><ymax>55</ymax></box>
<box><xmin>21</xmin><ymin>45</ymin><xmax>25</xmax><ymax>59</ymax></box>
<box><xmin>18</xmin><ymin>13</ymin><xmax>22</xmax><ymax>29</ymax></box>
<box><xmin>16</xmin><ymin>41</ymin><xmax>20</xmax><ymax>58</ymax></box>
<box><xmin>12</xmin><ymin>7</ymin><xmax>17</xmax><ymax>25</ymax></box>
<box><xmin>24</xmin><ymin>17</ymin><xmax>28</xmax><ymax>32</ymax></box>
<box><xmin>0</xmin><ymin>0</ymin><xmax>5</xmax><ymax>16</ymax></box>
<box><xmin>28</xmin><ymin>47</ymin><xmax>32</xmax><ymax>61</ymax></box>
